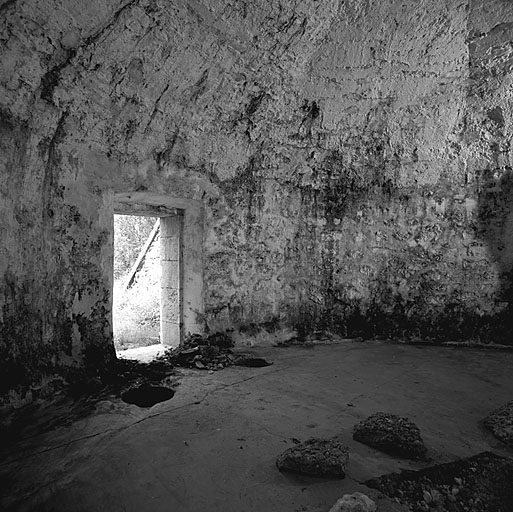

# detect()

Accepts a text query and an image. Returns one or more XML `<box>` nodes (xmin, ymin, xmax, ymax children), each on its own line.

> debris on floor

<box><xmin>328</xmin><ymin>492</ymin><xmax>377</xmax><ymax>512</ymax></box>
<box><xmin>163</xmin><ymin>333</ymin><xmax>273</xmax><ymax>370</ymax></box>
<box><xmin>353</xmin><ymin>412</ymin><xmax>427</xmax><ymax>459</ymax></box>
<box><xmin>483</xmin><ymin>400</ymin><xmax>513</xmax><ymax>448</ymax></box>
<box><xmin>105</xmin><ymin>357</ymin><xmax>178</xmax><ymax>408</ymax></box>
<box><xmin>275</xmin><ymin>437</ymin><xmax>349</xmax><ymax>478</ymax></box>
<box><xmin>106</xmin><ymin>357</ymin><xmax>176</xmax><ymax>388</ymax></box>
<box><xmin>366</xmin><ymin>451</ymin><xmax>513</xmax><ymax>512</ymax></box>
<box><xmin>0</xmin><ymin>335</ymin><xmax>274</xmax><ymax>447</ymax></box>
<box><xmin>0</xmin><ymin>357</ymin><xmax>178</xmax><ymax>449</ymax></box>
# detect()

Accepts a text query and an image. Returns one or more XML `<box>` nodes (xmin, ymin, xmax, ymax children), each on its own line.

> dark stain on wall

<box><xmin>477</xmin><ymin>168</ymin><xmax>513</xmax><ymax>338</ymax></box>
<box><xmin>222</xmin><ymin>151</ymin><xmax>265</xmax><ymax>237</ymax></box>
<box><xmin>0</xmin><ymin>273</ymin><xmax>44</xmax><ymax>395</ymax></box>
<box><xmin>468</xmin><ymin>8</ymin><xmax>513</xmax><ymax>342</ymax></box>
<box><xmin>319</xmin><ymin>147</ymin><xmax>394</xmax><ymax>222</ymax></box>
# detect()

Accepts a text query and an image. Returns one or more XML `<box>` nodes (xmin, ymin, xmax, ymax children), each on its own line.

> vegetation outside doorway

<box><xmin>113</xmin><ymin>206</ymin><xmax>184</xmax><ymax>355</ymax></box>
<box><xmin>113</xmin><ymin>214</ymin><xmax>161</xmax><ymax>352</ymax></box>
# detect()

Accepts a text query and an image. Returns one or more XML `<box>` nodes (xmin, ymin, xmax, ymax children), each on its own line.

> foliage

<box><xmin>113</xmin><ymin>280</ymin><xmax>160</xmax><ymax>350</ymax></box>
<box><xmin>113</xmin><ymin>214</ymin><xmax>160</xmax><ymax>350</ymax></box>
<box><xmin>114</xmin><ymin>215</ymin><xmax>157</xmax><ymax>280</ymax></box>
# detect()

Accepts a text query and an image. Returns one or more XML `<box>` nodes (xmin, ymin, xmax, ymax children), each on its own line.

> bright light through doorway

<box><xmin>113</xmin><ymin>214</ymin><xmax>161</xmax><ymax>353</ymax></box>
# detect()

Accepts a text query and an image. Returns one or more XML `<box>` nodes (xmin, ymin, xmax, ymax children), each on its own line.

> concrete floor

<box><xmin>1</xmin><ymin>341</ymin><xmax>513</xmax><ymax>512</ymax></box>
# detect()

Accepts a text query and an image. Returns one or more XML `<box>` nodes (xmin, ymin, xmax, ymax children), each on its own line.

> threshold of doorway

<box><xmin>117</xmin><ymin>344</ymin><xmax>168</xmax><ymax>363</ymax></box>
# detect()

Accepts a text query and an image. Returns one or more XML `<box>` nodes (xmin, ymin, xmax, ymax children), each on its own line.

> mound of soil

<box><xmin>366</xmin><ymin>451</ymin><xmax>513</xmax><ymax>512</ymax></box>
<box><xmin>329</xmin><ymin>492</ymin><xmax>377</xmax><ymax>512</ymax></box>
<box><xmin>353</xmin><ymin>412</ymin><xmax>427</xmax><ymax>459</ymax></box>
<box><xmin>276</xmin><ymin>437</ymin><xmax>349</xmax><ymax>478</ymax></box>
<box><xmin>483</xmin><ymin>400</ymin><xmax>513</xmax><ymax>448</ymax></box>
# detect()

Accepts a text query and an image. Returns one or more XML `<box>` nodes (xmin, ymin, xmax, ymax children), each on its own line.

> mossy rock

<box><xmin>276</xmin><ymin>437</ymin><xmax>349</xmax><ymax>478</ymax></box>
<box><xmin>353</xmin><ymin>412</ymin><xmax>426</xmax><ymax>459</ymax></box>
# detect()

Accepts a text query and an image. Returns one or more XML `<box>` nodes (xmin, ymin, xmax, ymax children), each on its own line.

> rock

<box><xmin>328</xmin><ymin>492</ymin><xmax>377</xmax><ymax>512</ymax></box>
<box><xmin>276</xmin><ymin>437</ymin><xmax>349</xmax><ymax>478</ymax></box>
<box><xmin>353</xmin><ymin>412</ymin><xmax>427</xmax><ymax>458</ymax></box>
<box><xmin>483</xmin><ymin>400</ymin><xmax>513</xmax><ymax>448</ymax></box>
<box><xmin>61</xmin><ymin>29</ymin><xmax>82</xmax><ymax>49</ymax></box>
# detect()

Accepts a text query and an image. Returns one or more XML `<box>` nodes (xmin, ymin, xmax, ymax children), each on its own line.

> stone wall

<box><xmin>1</xmin><ymin>0</ymin><xmax>513</xmax><ymax>401</ymax></box>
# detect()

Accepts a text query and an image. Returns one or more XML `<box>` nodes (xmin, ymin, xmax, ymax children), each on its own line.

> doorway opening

<box><xmin>113</xmin><ymin>214</ymin><xmax>161</xmax><ymax>352</ymax></box>
<box><xmin>113</xmin><ymin>209</ymin><xmax>183</xmax><ymax>356</ymax></box>
<box><xmin>113</xmin><ymin>192</ymin><xmax>205</xmax><ymax>353</ymax></box>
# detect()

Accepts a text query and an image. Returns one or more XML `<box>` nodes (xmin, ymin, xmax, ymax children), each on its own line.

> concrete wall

<box><xmin>1</xmin><ymin>0</ymin><xmax>513</xmax><ymax>402</ymax></box>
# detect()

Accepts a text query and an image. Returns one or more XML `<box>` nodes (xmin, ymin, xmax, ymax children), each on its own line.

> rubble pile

<box><xmin>164</xmin><ymin>333</ymin><xmax>272</xmax><ymax>370</ymax></box>
<box><xmin>366</xmin><ymin>452</ymin><xmax>513</xmax><ymax>512</ymax></box>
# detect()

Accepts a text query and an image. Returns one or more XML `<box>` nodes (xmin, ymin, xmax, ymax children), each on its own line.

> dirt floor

<box><xmin>1</xmin><ymin>341</ymin><xmax>513</xmax><ymax>512</ymax></box>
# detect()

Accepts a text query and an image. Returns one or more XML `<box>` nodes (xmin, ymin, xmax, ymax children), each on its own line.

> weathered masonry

<box><xmin>1</xmin><ymin>0</ymin><xmax>513</xmax><ymax>403</ymax></box>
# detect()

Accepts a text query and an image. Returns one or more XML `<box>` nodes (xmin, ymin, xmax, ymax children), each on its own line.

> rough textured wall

<box><xmin>1</xmin><ymin>0</ymin><xmax>513</xmax><ymax>401</ymax></box>
<box><xmin>465</xmin><ymin>0</ymin><xmax>513</xmax><ymax>332</ymax></box>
